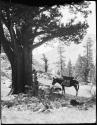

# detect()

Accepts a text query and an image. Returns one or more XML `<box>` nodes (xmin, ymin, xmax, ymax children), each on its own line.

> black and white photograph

<box><xmin>0</xmin><ymin>0</ymin><xmax>96</xmax><ymax>124</ymax></box>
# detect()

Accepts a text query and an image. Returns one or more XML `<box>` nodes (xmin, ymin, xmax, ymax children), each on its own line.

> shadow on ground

<box><xmin>1</xmin><ymin>87</ymin><xmax>96</xmax><ymax>112</ymax></box>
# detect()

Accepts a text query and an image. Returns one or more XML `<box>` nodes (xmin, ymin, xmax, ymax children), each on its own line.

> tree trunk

<box><xmin>0</xmin><ymin>22</ymin><xmax>33</xmax><ymax>94</ymax></box>
<box><xmin>11</xmin><ymin>46</ymin><xmax>33</xmax><ymax>94</ymax></box>
<box><xmin>23</xmin><ymin>46</ymin><xmax>32</xmax><ymax>86</ymax></box>
<box><xmin>11</xmin><ymin>46</ymin><xmax>25</xmax><ymax>94</ymax></box>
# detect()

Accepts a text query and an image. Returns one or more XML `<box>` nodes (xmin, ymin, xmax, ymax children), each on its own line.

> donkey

<box><xmin>52</xmin><ymin>77</ymin><xmax>79</xmax><ymax>96</ymax></box>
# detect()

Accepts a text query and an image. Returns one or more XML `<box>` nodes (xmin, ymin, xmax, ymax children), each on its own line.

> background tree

<box><xmin>88</xmin><ymin>63</ymin><xmax>96</xmax><ymax>84</ymax></box>
<box><xmin>74</xmin><ymin>54</ymin><xmax>84</xmax><ymax>82</ymax></box>
<box><xmin>0</xmin><ymin>1</ymin><xmax>91</xmax><ymax>94</ymax></box>
<box><xmin>84</xmin><ymin>37</ymin><xmax>93</xmax><ymax>63</ymax></box>
<box><xmin>75</xmin><ymin>54</ymin><xmax>91</xmax><ymax>83</ymax></box>
<box><xmin>82</xmin><ymin>37</ymin><xmax>94</xmax><ymax>82</ymax></box>
<box><xmin>93</xmin><ymin>64</ymin><xmax>96</xmax><ymax>85</ymax></box>
<box><xmin>67</xmin><ymin>59</ymin><xmax>73</xmax><ymax>77</ymax></box>
<box><xmin>56</xmin><ymin>41</ymin><xmax>66</xmax><ymax>77</ymax></box>
<box><xmin>75</xmin><ymin>36</ymin><xmax>94</xmax><ymax>84</ymax></box>
<box><xmin>41</xmin><ymin>54</ymin><xmax>48</xmax><ymax>73</ymax></box>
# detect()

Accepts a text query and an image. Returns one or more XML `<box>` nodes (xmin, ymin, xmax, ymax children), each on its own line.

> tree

<box><xmin>75</xmin><ymin>37</ymin><xmax>94</xmax><ymax>83</ymax></box>
<box><xmin>83</xmin><ymin>37</ymin><xmax>94</xmax><ymax>82</ymax></box>
<box><xmin>84</xmin><ymin>37</ymin><xmax>93</xmax><ymax>64</ymax></box>
<box><xmin>41</xmin><ymin>54</ymin><xmax>48</xmax><ymax>73</ymax></box>
<box><xmin>88</xmin><ymin>63</ymin><xmax>96</xmax><ymax>84</ymax></box>
<box><xmin>56</xmin><ymin>41</ymin><xmax>66</xmax><ymax>77</ymax></box>
<box><xmin>75</xmin><ymin>55</ymin><xmax>94</xmax><ymax>83</ymax></box>
<box><xmin>74</xmin><ymin>54</ymin><xmax>84</xmax><ymax>81</ymax></box>
<box><xmin>93</xmin><ymin>65</ymin><xmax>96</xmax><ymax>85</ymax></box>
<box><xmin>75</xmin><ymin>54</ymin><xmax>90</xmax><ymax>83</ymax></box>
<box><xmin>67</xmin><ymin>59</ymin><xmax>73</xmax><ymax>77</ymax></box>
<box><xmin>0</xmin><ymin>1</ymin><xmax>91</xmax><ymax>94</ymax></box>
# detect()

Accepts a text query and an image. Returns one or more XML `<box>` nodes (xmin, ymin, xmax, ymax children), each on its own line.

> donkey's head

<box><xmin>52</xmin><ymin>77</ymin><xmax>58</xmax><ymax>85</ymax></box>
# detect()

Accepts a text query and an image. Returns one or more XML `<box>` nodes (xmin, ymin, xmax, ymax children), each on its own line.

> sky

<box><xmin>33</xmin><ymin>1</ymin><xmax>96</xmax><ymax>71</ymax></box>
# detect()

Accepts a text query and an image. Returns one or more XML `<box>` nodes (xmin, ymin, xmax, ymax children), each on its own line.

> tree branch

<box><xmin>1</xmin><ymin>11</ymin><xmax>16</xmax><ymax>50</ymax></box>
<box><xmin>0</xmin><ymin>21</ymin><xmax>14</xmax><ymax>64</ymax></box>
<box><xmin>32</xmin><ymin>40</ymin><xmax>46</xmax><ymax>49</ymax></box>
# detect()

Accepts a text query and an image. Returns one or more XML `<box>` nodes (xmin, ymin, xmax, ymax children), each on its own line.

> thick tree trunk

<box><xmin>11</xmin><ymin>46</ymin><xmax>25</xmax><ymax>94</ymax></box>
<box><xmin>1</xmin><ymin>22</ymin><xmax>37</xmax><ymax>95</ymax></box>
<box><xmin>11</xmin><ymin>63</ymin><xmax>18</xmax><ymax>94</ymax></box>
<box><xmin>17</xmin><ymin>47</ymin><xmax>25</xmax><ymax>93</ymax></box>
<box><xmin>0</xmin><ymin>22</ymin><xmax>34</xmax><ymax>94</ymax></box>
<box><xmin>24</xmin><ymin>47</ymin><xmax>32</xmax><ymax>86</ymax></box>
<box><xmin>11</xmin><ymin>46</ymin><xmax>33</xmax><ymax>94</ymax></box>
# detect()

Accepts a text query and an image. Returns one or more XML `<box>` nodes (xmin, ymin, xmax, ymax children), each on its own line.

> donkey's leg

<box><xmin>62</xmin><ymin>85</ymin><xmax>64</xmax><ymax>95</ymax></box>
<box><xmin>74</xmin><ymin>85</ymin><xmax>78</xmax><ymax>96</ymax></box>
<box><xmin>62</xmin><ymin>85</ymin><xmax>65</xmax><ymax>96</ymax></box>
<box><xmin>76</xmin><ymin>84</ymin><xmax>79</xmax><ymax>96</ymax></box>
<box><xmin>62</xmin><ymin>86</ymin><xmax>64</xmax><ymax>95</ymax></box>
<box><xmin>63</xmin><ymin>86</ymin><xmax>65</xmax><ymax>95</ymax></box>
<box><xmin>77</xmin><ymin>83</ymin><xmax>79</xmax><ymax>96</ymax></box>
<box><xmin>76</xmin><ymin>89</ymin><xmax>78</xmax><ymax>96</ymax></box>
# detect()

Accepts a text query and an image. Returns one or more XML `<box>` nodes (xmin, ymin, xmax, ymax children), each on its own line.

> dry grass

<box><xmin>1</xmin><ymin>87</ymin><xmax>96</xmax><ymax>113</ymax></box>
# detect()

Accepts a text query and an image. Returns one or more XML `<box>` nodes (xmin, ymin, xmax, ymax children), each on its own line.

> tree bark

<box><xmin>1</xmin><ymin>22</ymin><xmax>35</xmax><ymax>94</ymax></box>
<box><xmin>23</xmin><ymin>46</ymin><xmax>32</xmax><ymax>87</ymax></box>
<box><xmin>10</xmin><ymin>46</ymin><xmax>25</xmax><ymax>94</ymax></box>
<box><xmin>10</xmin><ymin>46</ymin><xmax>33</xmax><ymax>94</ymax></box>
<box><xmin>17</xmin><ymin>47</ymin><xmax>25</xmax><ymax>93</ymax></box>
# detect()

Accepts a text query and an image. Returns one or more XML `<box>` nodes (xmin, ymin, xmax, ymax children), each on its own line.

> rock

<box><xmin>70</xmin><ymin>99</ymin><xmax>81</xmax><ymax>106</ymax></box>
